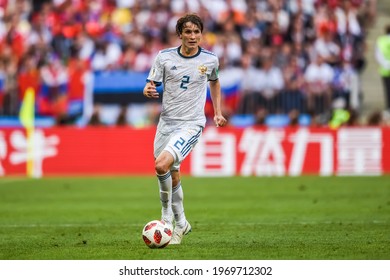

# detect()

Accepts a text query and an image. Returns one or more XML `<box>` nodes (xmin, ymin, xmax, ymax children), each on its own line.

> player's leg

<box><xmin>171</xmin><ymin>170</ymin><xmax>186</xmax><ymax>228</ymax></box>
<box><xmin>165</xmin><ymin>126</ymin><xmax>202</xmax><ymax>244</ymax></box>
<box><xmin>155</xmin><ymin>150</ymin><xmax>175</xmax><ymax>224</ymax></box>
<box><xmin>155</xmin><ymin>151</ymin><xmax>175</xmax><ymax>222</ymax></box>
<box><xmin>171</xmin><ymin>170</ymin><xmax>192</xmax><ymax>244</ymax></box>
<box><xmin>154</xmin><ymin>128</ymin><xmax>176</xmax><ymax>225</ymax></box>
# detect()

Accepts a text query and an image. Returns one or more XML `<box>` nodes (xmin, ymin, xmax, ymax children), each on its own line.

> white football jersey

<box><xmin>147</xmin><ymin>46</ymin><xmax>219</xmax><ymax>133</ymax></box>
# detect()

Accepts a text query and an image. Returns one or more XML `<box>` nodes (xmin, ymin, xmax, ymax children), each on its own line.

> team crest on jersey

<box><xmin>198</xmin><ymin>65</ymin><xmax>207</xmax><ymax>75</ymax></box>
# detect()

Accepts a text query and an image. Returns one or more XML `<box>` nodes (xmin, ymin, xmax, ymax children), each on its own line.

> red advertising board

<box><xmin>0</xmin><ymin>126</ymin><xmax>389</xmax><ymax>176</ymax></box>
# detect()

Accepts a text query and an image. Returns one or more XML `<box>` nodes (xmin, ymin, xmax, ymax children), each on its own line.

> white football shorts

<box><xmin>154</xmin><ymin>125</ymin><xmax>203</xmax><ymax>171</ymax></box>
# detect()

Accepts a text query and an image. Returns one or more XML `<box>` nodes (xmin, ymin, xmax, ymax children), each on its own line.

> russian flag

<box><xmin>205</xmin><ymin>80</ymin><xmax>240</xmax><ymax>121</ymax></box>
<box><xmin>221</xmin><ymin>82</ymin><xmax>240</xmax><ymax>112</ymax></box>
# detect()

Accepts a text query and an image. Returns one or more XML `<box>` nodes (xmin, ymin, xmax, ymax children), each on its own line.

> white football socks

<box><xmin>172</xmin><ymin>182</ymin><xmax>186</xmax><ymax>228</ymax></box>
<box><xmin>157</xmin><ymin>171</ymin><xmax>173</xmax><ymax>223</ymax></box>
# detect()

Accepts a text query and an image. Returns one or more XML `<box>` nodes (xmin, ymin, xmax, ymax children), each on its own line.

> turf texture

<box><xmin>0</xmin><ymin>176</ymin><xmax>389</xmax><ymax>260</ymax></box>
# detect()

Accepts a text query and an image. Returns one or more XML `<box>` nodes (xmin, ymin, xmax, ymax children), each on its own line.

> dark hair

<box><xmin>176</xmin><ymin>13</ymin><xmax>204</xmax><ymax>36</ymax></box>
<box><xmin>386</xmin><ymin>25</ymin><xmax>390</xmax><ymax>35</ymax></box>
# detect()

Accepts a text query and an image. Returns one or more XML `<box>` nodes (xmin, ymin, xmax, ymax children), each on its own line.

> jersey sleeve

<box><xmin>208</xmin><ymin>57</ymin><xmax>219</xmax><ymax>81</ymax></box>
<box><xmin>146</xmin><ymin>52</ymin><xmax>164</xmax><ymax>86</ymax></box>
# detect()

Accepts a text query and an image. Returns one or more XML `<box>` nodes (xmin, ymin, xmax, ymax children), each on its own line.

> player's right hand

<box><xmin>143</xmin><ymin>81</ymin><xmax>159</xmax><ymax>99</ymax></box>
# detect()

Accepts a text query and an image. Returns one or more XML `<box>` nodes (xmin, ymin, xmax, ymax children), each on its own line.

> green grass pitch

<box><xmin>0</xmin><ymin>176</ymin><xmax>389</xmax><ymax>260</ymax></box>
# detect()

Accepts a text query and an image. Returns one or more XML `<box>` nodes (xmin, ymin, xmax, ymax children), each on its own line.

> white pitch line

<box><xmin>0</xmin><ymin>220</ymin><xmax>387</xmax><ymax>228</ymax></box>
<box><xmin>0</xmin><ymin>224</ymin><xmax>134</xmax><ymax>228</ymax></box>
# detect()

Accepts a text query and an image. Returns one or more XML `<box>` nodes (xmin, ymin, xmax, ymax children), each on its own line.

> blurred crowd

<box><xmin>0</xmin><ymin>0</ymin><xmax>387</xmax><ymax>127</ymax></box>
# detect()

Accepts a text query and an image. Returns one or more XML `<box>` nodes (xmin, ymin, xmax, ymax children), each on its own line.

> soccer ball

<box><xmin>142</xmin><ymin>220</ymin><xmax>173</xmax><ymax>249</ymax></box>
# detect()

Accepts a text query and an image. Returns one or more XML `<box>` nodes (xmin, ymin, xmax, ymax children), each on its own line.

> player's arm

<box><xmin>209</xmin><ymin>79</ymin><xmax>227</xmax><ymax>127</ymax></box>
<box><xmin>144</xmin><ymin>53</ymin><xmax>163</xmax><ymax>99</ymax></box>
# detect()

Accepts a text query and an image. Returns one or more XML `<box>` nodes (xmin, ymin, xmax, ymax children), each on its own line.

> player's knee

<box><xmin>155</xmin><ymin>151</ymin><xmax>175</xmax><ymax>175</ymax></box>
<box><xmin>155</xmin><ymin>159</ymin><xmax>169</xmax><ymax>175</ymax></box>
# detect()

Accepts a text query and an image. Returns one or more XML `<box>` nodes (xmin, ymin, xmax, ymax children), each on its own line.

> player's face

<box><xmin>180</xmin><ymin>22</ymin><xmax>202</xmax><ymax>55</ymax></box>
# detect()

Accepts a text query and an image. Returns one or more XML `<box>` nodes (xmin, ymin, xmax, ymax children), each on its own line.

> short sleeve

<box><xmin>147</xmin><ymin>52</ymin><xmax>163</xmax><ymax>86</ymax></box>
<box><xmin>208</xmin><ymin>57</ymin><xmax>219</xmax><ymax>81</ymax></box>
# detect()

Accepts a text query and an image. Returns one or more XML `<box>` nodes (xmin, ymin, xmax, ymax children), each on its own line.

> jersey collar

<box><xmin>177</xmin><ymin>46</ymin><xmax>202</xmax><ymax>59</ymax></box>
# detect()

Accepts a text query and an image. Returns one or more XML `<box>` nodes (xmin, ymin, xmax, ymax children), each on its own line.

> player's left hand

<box><xmin>143</xmin><ymin>81</ymin><xmax>159</xmax><ymax>99</ymax></box>
<box><xmin>214</xmin><ymin>115</ymin><xmax>227</xmax><ymax>127</ymax></box>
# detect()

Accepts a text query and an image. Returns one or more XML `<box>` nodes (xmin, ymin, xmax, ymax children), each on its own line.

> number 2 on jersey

<box><xmin>180</xmin><ymin>75</ymin><xmax>190</xmax><ymax>90</ymax></box>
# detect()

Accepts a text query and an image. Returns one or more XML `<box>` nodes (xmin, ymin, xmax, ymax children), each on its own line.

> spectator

<box><xmin>286</xmin><ymin>13</ymin><xmax>315</xmax><ymax>47</ymax></box>
<box><xmin>1</xmin><ymin>45</ymin><xmax>18</xmax><ymax>115</ymax></box>
<box><xmin>17</xmin><ymin>54</ymin><xmax>40</xmax><ymax>104</ymax></box>
<box><xmin>313</xmin><ymin>1</ymin><xmax>337</xmax><ymax>36</ymax></box>
<box><xmin>67</xmin><ymin>54</ymin><xmax>90</xmax><ymax>122</ymax></box>
<box><xmin>239</xmin><ymin>9</ymin><xmax>262</xmax><ymax>44</ymax></box>
<box><xmin>39</xmin><ymin>54</ymin><xmax>68</xmax><ymax>117</ymax></box>
<box><xmin>90</xmin><ymin>38</ymin><xmax>121</xmax><ymax>71</ymax></box>
<box><xmin>170</xmin><ymin>0</ymin><xmax>201</xmax><ymax>15</ymax></box>
<box><xmin>280</xmin><ymin>55</ymin><xmax>306</xmax><ymax>113</ymax></box>
<box><xmin>288</xmin><ymin>0</ymin><xmax>316</xmax><ymax>17</ymax></box>
<box><xmin>256</xmin><ymin>56</ymin><xmax>284</xmax><ymax>114</ymax></box>
<box><xmin>313</xmin><ymin>25</ymin><xmax>341</xmax><ymax>66</ymax></box>
<box><xmin>27</xmin><ymin>13</ymin><xmax>52</xmax><ymax>50</ymax></box>
<box><xmin>274</xmin><ymin>42</ymin><xmax>293</xmax><ymax>69</ymax></box>
<box><xmin>331</xmin><ymin>59</ymin><xmax>358</xmax><ymax>109</ymax></box>
<box><xmin>234</xmin><ymin>53</ymin><xmax>262</xmax><ymax>115</ymax></box>
<box><xmin>73</xmin><ymin>31</ymin><xmax>95</xmax><ymax>61</ymax></box>
<box><xmin>292</xmin><ymin>41</ymin><xmax>311</xmax><ymax>70</ymax></box>
<box><xmin>375</xmin><ymin>24</ymin><xmax>390</xmax><ymax>112</ymax></box>
<box><xmin>334</xmin><ymin>0</ymin><xmax>362</xmax><ymax>38</ymax></box>
<box><xmin>304</xmin><ymin>54</ymin><xmax>334</xmax><ymax>117</ymax></box>
<box><xmin>212</xmin><ymin>32</ymin><xmax>242</xmax><ymax>67</ymax></box>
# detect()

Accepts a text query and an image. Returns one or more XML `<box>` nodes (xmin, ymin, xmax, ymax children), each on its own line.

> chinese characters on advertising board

<box><xmin>0</xmin><ymin>127</ymin><xmax>388</xmax><ymax>177</ymax></box>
